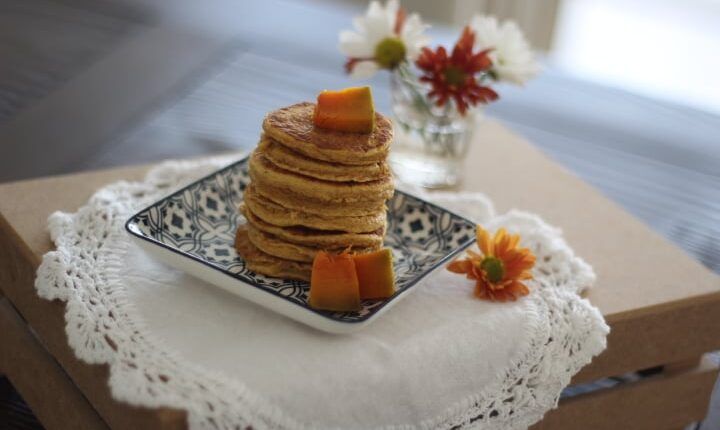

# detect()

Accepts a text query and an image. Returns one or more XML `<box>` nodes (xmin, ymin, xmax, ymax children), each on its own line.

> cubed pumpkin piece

<box><xmin>313</xmin><ymin>86</ymin><xmax>375</xmax><ymax>133</ymax></box>
<box><xmin>309</xmin><ymin>251</ymin><xmax>361</xmax><ymax>311</ymax></box>
<box><xmin>353</xmin><ymin>248</ymin><xmax>396</xmax><ymax>299</ymax></box>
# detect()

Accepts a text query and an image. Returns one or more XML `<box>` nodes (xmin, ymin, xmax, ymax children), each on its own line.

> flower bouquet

<box><xmin>339</xmin><ymin>1</ymin><xmax>539</xmax><ymax>188</ymax></box>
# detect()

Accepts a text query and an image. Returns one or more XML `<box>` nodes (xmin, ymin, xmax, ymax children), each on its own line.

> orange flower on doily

<box><xmin>447</xmin><ymin>225</ymin><xmax>535</xmax><ymax>302</ymax></box>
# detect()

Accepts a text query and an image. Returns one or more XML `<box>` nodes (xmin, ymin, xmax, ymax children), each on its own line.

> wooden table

<box><xmin>1</xmin><ymin>119</ymin><xmax>718</xmax><ymax>430</ymax></box>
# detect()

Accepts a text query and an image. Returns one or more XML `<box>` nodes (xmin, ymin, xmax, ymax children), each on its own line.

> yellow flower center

<box><xmin>374</xmin><ymin>37</ymin><xmax>406</xmax><ymax>69</ymax></box>
<box><xmin>444</xmin><ymin>66</ymin><xmax>466</xmax><ymax>87</ymax></box>
<box><xmin>480</xmin><ymin>256</ymin><xmax>505</xmax><ymax>283</ymax></box>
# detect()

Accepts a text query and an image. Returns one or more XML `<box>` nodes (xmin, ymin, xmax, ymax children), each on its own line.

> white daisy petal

<box><xmin>368</xmin><ymin>1</ymin><xmax>383</xmax><ymax>13</ymax></box>
<box><xmin>338</xmin><ymin>1</ymin><xmax>429</xmax><ymax>71</ymax></box>
<box><xmin>401</xmin><ymin>13</ymin><xmax>431</xmax><ymax>59</ymax></box>
<box><xmin>349</xmin><ymin>60</ymin><xmax>380</xmax><ymax>79</ymax></box>
<box><xmin>366</xmin><ymin>1</ymin><xmax>385</xmax><ymax>25</ymax></box>
<box><xmin>471</xmin><ymin>15</ymin><xmax>499</xmax><ymax>50</ymax></box>
<box><xmin>365</xmin><ymin>6</ymin><xmax>394</xmax><ymax>42</ymax></box>
<box><xmin>339</xmin><ymin>30</ymin><xmax>374</xmax><ymax>58</ymax></box>
<box><xmin>352</xmin><ymin>16</ymin><xmax>367</xmax><ymax>34</ymax></box>
<box><xmin>470</xmin><ymin>14</ymin><xmax>538</xmax><ymax>85</ymax></box>
<box><xmin>386</xmin><ymin>0</ymin><xmax>400</xmax><ymax>22</ymax></box>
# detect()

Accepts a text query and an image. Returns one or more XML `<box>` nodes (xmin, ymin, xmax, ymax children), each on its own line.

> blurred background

<box><xmin>0</xmin><ymin>0</ymin><xmax>718</xmax><ymax>428</ymax></box>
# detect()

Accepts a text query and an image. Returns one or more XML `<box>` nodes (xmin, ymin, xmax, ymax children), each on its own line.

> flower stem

<box><xmin>395</xmin><ymin>62</ymin><xmax>434</xmax><ymax>117</ymax></box>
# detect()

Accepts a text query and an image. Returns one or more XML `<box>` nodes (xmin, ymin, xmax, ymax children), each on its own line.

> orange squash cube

<box><xmin>353</xmin><ymin>248</ymin><xmax>396</xmax><ymax>299</ymax></box>
<box><xmin>309</xmin><ymin>251</ymin><xmax>361</xmax><ymax>311</ymax></box>
<box><xmin>313</xmin><ymin>86</ymin><xmax>375</xmax><ymax>133</ymax></box>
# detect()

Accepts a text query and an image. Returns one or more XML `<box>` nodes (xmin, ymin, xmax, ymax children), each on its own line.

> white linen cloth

<box><xmin>35</xmin><ymin>156</ymin><xmax>608</xmax><ymax>429</ymax></box>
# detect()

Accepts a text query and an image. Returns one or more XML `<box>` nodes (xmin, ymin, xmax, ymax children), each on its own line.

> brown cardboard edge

<box><xmin>532</xmin><ymin>356</ymin><xmax>718</xmax><ymax>430</ymax></box>
<box><xmin>0</xmin><ymin>212</ymin><xmax>188</xmax><ymax>430</ymax></box>
<box><xmin>1</xmin><ymin>297</ymin><xmax>109</xmax><ymax>430</ymax></box>
<box><xmin>574</xmin><ymin>291</ymin><xmax>720</xmax><ymax>383</ymax></box>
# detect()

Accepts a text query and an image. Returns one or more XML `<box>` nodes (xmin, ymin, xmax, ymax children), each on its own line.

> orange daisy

<box><xmin>447</xmin><ymin>226</ymin><xmax>535</xmax><ymax>302</ymax></box>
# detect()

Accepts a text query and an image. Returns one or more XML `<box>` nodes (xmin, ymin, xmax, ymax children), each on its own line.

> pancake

<box><xmin>246</xmin><ymin>224</ymin><xmax>381</xmax><ymax>263</ymax></box>
<box><xmin>249</xmin><ymin>150</ymin><xmax>394</xmax><ymax>204</ymax></box>
<box><xmin>250</xmin><ymin>179</ymin><xmax>387</xmax><ymax>218</ymax></box>
<box><xmin>243</xmin><ymin>183</ymin><xmax>387</xmax><ymax>232</ymax></box>
<box><xmin>240</xmin><ymin>203</ymin><xmax>385</xmax><ymax>248</ymax></box>
<box><xmin>234</xmin><ymin>225</ymin><xmax>312</xmax><ymax>281</ymax></box>
<box><xmin>262</xmin><ymin>102</ymin><xmax>392</xmax><ymax>165</ymax></box>
<box><xmin>257</xmin><ymin>136</ymin><xmax>390</xmax><ymax>183</ymax></box>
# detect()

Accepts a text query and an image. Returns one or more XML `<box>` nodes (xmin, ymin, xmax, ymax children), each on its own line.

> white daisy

<box><xmin>339</xmin><ymin>0</ymin><xmax>430</xmax><ymax>79</ymax></box>
<box><xmin>470</xmin><ymin>15</ymin><xmax>539</xmax><ymax>85</ymax></box>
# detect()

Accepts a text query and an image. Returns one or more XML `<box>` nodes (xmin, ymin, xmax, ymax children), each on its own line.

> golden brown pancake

<box><xmin>249</xmin><ymin>151</ymin><xmax>394</xmax><ymax>204</ymax></box>
<box><xmin>236</xmin><ymin>100</ymin><xmax>395</xmax><ymax>281</ymax></box>
<box><xmin>257</xmin><ymin>136</ymin><xmax>390</xmax><ymax>183</ymax></box>
<box><xmin>250</xmin><ymin>179</ymin><xmax>387</xmax><ymax>218</ymax></box>
<box><xmin>243</xmin><ymin>183</ymin><xmax>388</xmax><ymax>232</ymax></box>
<box><xmin>240</xmin><ymin>203</ymin><xmax>385</xmax><ymax>249</ymax></box>
<box><xmin>262</xmin><ymin>102</ymin><xmax>392</xmax><ymax>165</ymax></box>
<box><xmin>234</xmin><ymin>225</ymin><xmax>312</xmax><ymax>281</ymax></box>
<box><xmin>246</xmin><ymin>224</ymin><xmax>381</xmax><ymax>263</ymax></box>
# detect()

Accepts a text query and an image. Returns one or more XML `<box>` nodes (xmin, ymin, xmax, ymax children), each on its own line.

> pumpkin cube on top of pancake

<box><xmin>314</xmin><ymin>86</ymin><xmax>375</xmax><ymax>133</ymax></box>
<box><xmin>262</xmin><ymin>100</ymin><xmax>391</xmax><ymax>166</ymax></box>
<box><xmin>235</xmin><ymin>87</ymin><xmax>395</xmax><ymax>289</ymax></box>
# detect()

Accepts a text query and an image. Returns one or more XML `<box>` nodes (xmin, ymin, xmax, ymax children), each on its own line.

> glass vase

<box><xmin>388</xmin><ymin>68</ymin><xmax>477</xmax><ymax>189</ymax></box>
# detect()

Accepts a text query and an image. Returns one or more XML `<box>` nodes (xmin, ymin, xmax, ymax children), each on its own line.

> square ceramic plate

<box><xmin>126</xmin><ymin>156</ymin><xmax>476</xmax><ymax>333</ymax></box>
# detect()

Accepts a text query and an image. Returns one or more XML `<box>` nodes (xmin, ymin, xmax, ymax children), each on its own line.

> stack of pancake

<box><xmin>235</xmin><ymin>102</ymin><xmax>394</xmax><ymax>281</ymax></box>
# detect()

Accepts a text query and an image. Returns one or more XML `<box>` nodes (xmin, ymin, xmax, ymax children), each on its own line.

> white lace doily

<box><xmin>35</xmin><ymin>156</ymin><xmax>608</xmax><ymax>429</ymax></box>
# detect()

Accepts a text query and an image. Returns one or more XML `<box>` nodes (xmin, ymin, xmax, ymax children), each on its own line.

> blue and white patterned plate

<box><xmin>126</xmin><ymin>156</ymin><xmax>476</xmax><ymax>333</ymax></box>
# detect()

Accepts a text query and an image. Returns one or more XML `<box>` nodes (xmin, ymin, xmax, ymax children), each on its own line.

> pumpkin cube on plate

<box><xmin>353</xmin><ymin>248</ymin><xmax>396</xmax><ymax>299</ymax></box>
<box><xmin>309</xmin><ymin>251</ymin><xmax>361</xmax><ymax>312</ymax></box>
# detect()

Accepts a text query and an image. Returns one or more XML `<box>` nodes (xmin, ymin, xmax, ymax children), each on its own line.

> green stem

<box><xmin>395</xmin><ymin>62</ymin><xmax>434</xmax><ymax>117</ymax></box>
<box><xmin>392</xmin><ymin>62</ymin><xmax>470</xmax><ymax>161</ymax></box>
